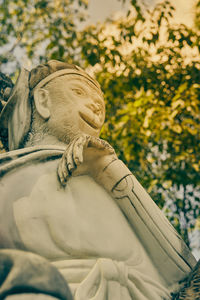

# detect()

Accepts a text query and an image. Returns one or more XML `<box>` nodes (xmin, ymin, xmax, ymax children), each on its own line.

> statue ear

<box><xmin>33</xmin><ymin>88</ymin><xmax>51</xmax><ymax>120</ymax></box>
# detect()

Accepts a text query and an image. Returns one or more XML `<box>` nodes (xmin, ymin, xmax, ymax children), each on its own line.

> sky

<box><xmin>88</xmin><ymin>0</ymin><xmax>196</xmax><ymax>26</ymax></box>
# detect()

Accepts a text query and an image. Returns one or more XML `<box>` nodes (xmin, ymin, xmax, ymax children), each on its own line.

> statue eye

<box><xmin>72</xmin><ymin>88</ymin><xmax>85</xmax><ymax>96</ymax></box>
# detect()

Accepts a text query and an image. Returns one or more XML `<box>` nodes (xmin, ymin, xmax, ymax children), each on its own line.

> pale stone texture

<box><xmin>6</xmin><ymin>295</ymin><xmax>59</xmax><ymax>300</ymax></box>
<box><xmin>0</xmin><ymin>60</ymin><xmax>197</xmax><ymax>299</ymax></box>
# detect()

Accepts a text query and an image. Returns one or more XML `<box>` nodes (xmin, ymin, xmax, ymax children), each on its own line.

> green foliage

<box><xmin>0</xmin><ymin>0</ymin><xmax>88</xmax><ymax>72</ymax></box>
<box><xmin>0</xmin><ymin>0</ymin><xmax>199</xmax><ymax>248</ymax></box>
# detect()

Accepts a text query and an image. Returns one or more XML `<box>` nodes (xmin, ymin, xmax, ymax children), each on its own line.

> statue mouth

<box><xmin>79</xmin><ymin>111</ymin><xmax>100</xmax><ymax>130</ymax></box>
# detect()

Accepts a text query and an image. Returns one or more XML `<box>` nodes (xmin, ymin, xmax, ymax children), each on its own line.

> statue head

<box><xmin>0</xmin><ymin>60</ymin><xmax>105</xmax><ymax>150</ymax></box>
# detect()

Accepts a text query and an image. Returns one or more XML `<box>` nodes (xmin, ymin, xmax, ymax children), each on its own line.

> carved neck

<box><xmin>24</xmin><ymin>129</ymin><xmax>68</xmax><ymax>148</ymax></box>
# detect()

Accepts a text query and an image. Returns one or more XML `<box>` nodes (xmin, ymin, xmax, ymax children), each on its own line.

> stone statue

<box><xmin>0</xmin><ymin>60</ymin><xmax>197</xmax><ymax>300</ymax></box>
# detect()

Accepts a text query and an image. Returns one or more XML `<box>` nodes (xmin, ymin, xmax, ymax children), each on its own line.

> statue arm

<box><xmin>95</xmin><ymin>158</ymin><xmax>196</xmax><ymax>281</ymax></box>
<box><xmin>57</xmin><ymin>135</ymin><xmax>196</xmax><ymax>282</ymax></box>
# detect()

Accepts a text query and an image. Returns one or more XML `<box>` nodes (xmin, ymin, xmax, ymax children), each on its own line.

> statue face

<box><xmin>47</xmin><ymin>75</ymin><xmax>105</xmax><ymax>142</ymax></box>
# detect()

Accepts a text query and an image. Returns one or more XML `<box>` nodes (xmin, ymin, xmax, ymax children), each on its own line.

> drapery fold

<box><xmin>52</xmin><ymin>258</ymin><xmax>170</xmax><ymax>300</ymax></box>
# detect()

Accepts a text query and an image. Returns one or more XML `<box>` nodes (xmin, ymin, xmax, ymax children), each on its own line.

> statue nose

<box><xmin>86</xmin><ymin>103</ymin><xmax>102</xmax><ymax>114</ymax></box>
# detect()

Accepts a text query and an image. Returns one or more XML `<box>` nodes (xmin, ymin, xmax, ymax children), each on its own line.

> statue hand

<box><xmin>57</xmin><ymin>134</ymin><xmax>117</xmax><ymax>186</ymax></box>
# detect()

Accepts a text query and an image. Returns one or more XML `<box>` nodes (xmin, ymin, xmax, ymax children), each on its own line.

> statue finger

<box><xmin>57</xmin><ymin>158</ymin><xmax>67</xmax><ymax>186</ymax></box>
<box><xmin>62</xmin><ymin>155</ymin><xmax>70</xmax><ymax>180</ymax></box>
<box><xmin>73</xmin><ymin>136</ymin><xmax>85</xmax><ymax>166</ymax></box>
<box><xmin>66</xmin><ymin>141</ymin><xmax>76</xmax><ymax>172</ymax></box>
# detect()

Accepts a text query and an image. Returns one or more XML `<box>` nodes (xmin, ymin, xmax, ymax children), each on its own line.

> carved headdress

<box><xmin>0</xmin><ymin>60</ymin><xmax>100</xmax><ymax>151</ymax></box>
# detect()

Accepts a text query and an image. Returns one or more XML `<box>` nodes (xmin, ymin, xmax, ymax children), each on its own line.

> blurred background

<box><xmin>0</xmin><ymin>0</ymin><xmax>199</xmax><ymax>259</ymax></box>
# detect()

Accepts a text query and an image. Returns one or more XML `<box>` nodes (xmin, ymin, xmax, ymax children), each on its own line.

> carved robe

<box><xmin>0</xmin><ymin>146</ymin><xmax>196</xmax><ymax>300</ymax></box>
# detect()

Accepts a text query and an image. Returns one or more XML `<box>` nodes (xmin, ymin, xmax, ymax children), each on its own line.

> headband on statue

<box><xmin>32</xmin><ymin>67</ymin><xmax>101</xmax><ymax>93</ymax></box>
